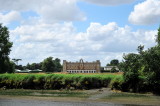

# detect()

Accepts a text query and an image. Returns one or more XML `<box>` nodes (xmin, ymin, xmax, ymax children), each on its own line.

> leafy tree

<box><xmin>118</xmin><ymin>27</ymin><xmax>160</xmax><ymax>94</ymax></box>
<box><xmin>122</xmin><ymin>53</ymin><xmax>142</xmax><ymax>92</ymax></box>
<box><xmin>26</xmin><ymin>62</ymin><xmax>42</xmax><ymax>70</ymax></box>
<box><xmin>26</xmin><ymin>63</ymin><xmax>31</xmax><ymax>69</ymax></box>
<box><xmin>0</xmin><ymin>24</ymin><xmax>14</xmax><ymax>73</ymax></box>
<box><xmin>29</xmin><ymin>63</ymin><xmax>37</xmax><ymax>70</ymax></box>
<box><xmin>42</xmin><ymin>57</ymin><xmax>55</xmax><ymax>72</ymax></box>
<box><xmin>54</xmin><ymin>58</ymin><xmax>62</xmax><ymax>72</ymax></box>
<box><xmin>4</xmin><ymin>60</ymin><xmax>15</xmax><ymax>73</ymax></box>
<box><xmin>16</xmin><ymin>65</ymin><xmax>24</xmax><ymax>70</ymax></box>
<box><xmin>111</xmin><ymin>59</ymin><xmax>119</xmax><ymax>66</ymax></box>
<box><xmin>142</xmin><ymin>46</ymin><xmax>160</xmax><ymax>93</ymax></box>
<box><xmin>42</xmin><ymin>57</ymin><xmax>62</xmax><ymax>72</ymax></box>
<box><xmin>107</xmin><ymin>59</ymin><xmax>119</xmax><ymax>66</ymax></box>
<box><xmin>140</xmin><ymin>27</ymin><xmax>160</xmax><ymax>93</ymax></box>
<box><xmin>156</xmin><ymin>27</ymin><xmax>160</xmax><ymax>45</ymax></box>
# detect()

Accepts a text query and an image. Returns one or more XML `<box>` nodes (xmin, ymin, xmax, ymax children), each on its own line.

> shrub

<box><xmin>110</xmin><ymin>76</ymin><xmax>123</xmax><ymax>90</ymax></box>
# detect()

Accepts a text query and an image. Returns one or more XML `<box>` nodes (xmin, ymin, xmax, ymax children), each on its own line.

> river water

<box><xmin>0</xmin><ymin>98</ymin><xmax>145</xmax><ymax>106</ymax></box>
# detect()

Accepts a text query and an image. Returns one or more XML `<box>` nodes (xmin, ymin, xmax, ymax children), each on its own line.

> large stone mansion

<box><xmin>63</xmin><ymin>59</ymin><xmax>101</xmax><ymax>73</ymax></box>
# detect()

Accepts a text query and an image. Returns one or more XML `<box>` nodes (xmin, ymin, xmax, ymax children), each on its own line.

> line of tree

<box><xmin>22</xmin><ymin>57</ymin><xmax>62</xmax><ymax>72</ymax></box>
<box><xmin>15</xmin><ymin>57</ymin><xmax>62</xmax><ymax>72</ymax></box>
<box><xmin>117</xmin><ymin>27</ymin><xmax>160</xmax><ymax>94</ymax></box>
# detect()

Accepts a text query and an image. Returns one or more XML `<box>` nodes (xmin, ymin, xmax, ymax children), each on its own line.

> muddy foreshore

<box><xmin>0</xmin><ymin>88</ymin><xmax>160</xmax><ymax>106</ymax></box>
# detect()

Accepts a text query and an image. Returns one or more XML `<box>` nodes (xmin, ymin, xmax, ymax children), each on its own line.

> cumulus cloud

<box><xmin>11</xmin><ymin>22</ymin><xmax>75</xmax><ymax>42</ymax></box>
<box><xmin>81</xmin><ymin>0</ymin><xmax>135</xmax><ymax>6</ymax></box>
<box><xmin>37</xmin><ymin>0</ymin><xmax>86</xmax><ymax>22</ymax></box>
<box><xmin>0</xmin><ymin>11</ymin><xmax>21</xmax><ymax>25</ymax></box>
<box><xmin>75</xmin><ymin>22</ymin><xmax>157</xmax><ymax>52</ymax></box>
<box><xmin>10</xmin><ymin>21</ymin><xmax>76</xmax><ymax>64</ymax></box>
<box><xmin>0</xmin><ymin>0</ymin><xmax>86</xmax><ymax>22</ymax></box>
<box><xmin>10</xmin><ymin>21</ymin><xmax>157</xmax><ymax>65</ymax></box>
<box><xmin>129</xmin><ymin>0</ymin><xmax>160</xmax><ymax>25</ymax></box>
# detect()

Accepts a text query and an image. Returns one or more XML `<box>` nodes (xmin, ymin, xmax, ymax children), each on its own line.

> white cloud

<box><xmin>37</xmin><ymin>0</ymin><xmax>86</xmax><ymax>22</ymax></box>
<box><xmin>11</xmin><ymin>22</ymin><xmax>75</xmax><ymax>42</ymax></box>
<box><xmin>81</xmin><ymin>0</ymin><xmax>135</xmax><ymax>6</ymax></box>
<box><xmin>10</xmin><ymin>21</ymin><xmax>76</xmax><ymax>64</ymax></box>
<box><xmin>86</xmin><ymin>22</ymin><xmax>118</xmax><ymax>41</ymax></box>
<box><xmin>84</xmin><ymin>22</ymin><xmax>157</xmax><ymax>52</ymax></box>
<box><xmin>0</xmin><ymin>0</ymin><xmax>86</xmax><ymax>22</ymax></box>
<box><xmin>129</xmin><ymin>0</ymin><xmax>160</xmax><ymax>25</ymax></box>
<box><xmin>0</xmin><ymin>11</ymin><xmax>21</xmax><ymax>25</ymax></box>
<box><xmin>10</xmin><ymin>21</ymin><xmax>157</xmax><ymax>66</ymax></box>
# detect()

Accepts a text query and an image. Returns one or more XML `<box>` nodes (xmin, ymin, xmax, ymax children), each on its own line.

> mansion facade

<box><xmin>63</xmin><ymin>59</ymin><xmax>101</xmax><ymax>73</ymax></box>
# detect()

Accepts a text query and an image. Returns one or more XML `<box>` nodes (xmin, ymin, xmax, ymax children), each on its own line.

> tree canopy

<box><xmin>156</xmin><ymin>27</ymin><xmax>160</xmax><ymax>45</ymax></box>
<box><xmin>42</xmin><ymin>57</ymin><xmax>62</xmax><ymax>72</ymax></box>
<box><xmin>107</xmin><ymin>59</ymin><xmax>119</xmax><ymax>66</ymax></box>
<box><xmin>0</xmin><ymin>24</ymin><xmax>14</xmax><ymax>73</ymax></box>
<box><xmin>119</xmin><ymin>27</ymin><xmax>160</xmax><ymax>94</ymax></box>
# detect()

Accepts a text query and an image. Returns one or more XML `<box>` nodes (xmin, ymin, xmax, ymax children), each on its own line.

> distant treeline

<box><xmin>16</xmin><ymin>57</ymin><xmax>62</xmax><ymax>72</ymax></box>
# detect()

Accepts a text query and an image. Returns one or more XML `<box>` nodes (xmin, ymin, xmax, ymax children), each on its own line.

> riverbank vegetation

<box><xmin>0</xmin><ymin>73</ymin><xmax>122</xmax><ymax>90</ymax></box>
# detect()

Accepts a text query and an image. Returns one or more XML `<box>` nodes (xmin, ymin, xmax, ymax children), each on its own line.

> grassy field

<box><xmin>0</xmin><ymin>73</ymin><xmax>123</xmax><ymax>90</ymax></box>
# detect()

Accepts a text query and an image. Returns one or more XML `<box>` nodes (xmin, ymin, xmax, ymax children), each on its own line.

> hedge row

<box><xmin>0</xmin><ymin>73</ymin><xmax>123</xmax><ymax>90</ymax></box>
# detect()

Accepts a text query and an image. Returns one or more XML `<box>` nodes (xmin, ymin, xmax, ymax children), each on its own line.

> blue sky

<box><xmin>75</xmin><ymin>0</ymin><xmax>158</xmax><ymax>32</ymax></box>
<box><xmin>0</xmin><ymin>0</ymin><xmax>160</xmax><ymax>66</ymax></box>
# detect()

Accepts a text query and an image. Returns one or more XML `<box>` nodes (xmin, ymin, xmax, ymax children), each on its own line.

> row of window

<box><xmin>66</xmin><ymin>65</ymin><xmax>97</xmax><ymax>69</ymax></box>
<box><xmin>66</xmin><ymin>70</ymin><xmax>96</xmax><ymax>73</ymax></box>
